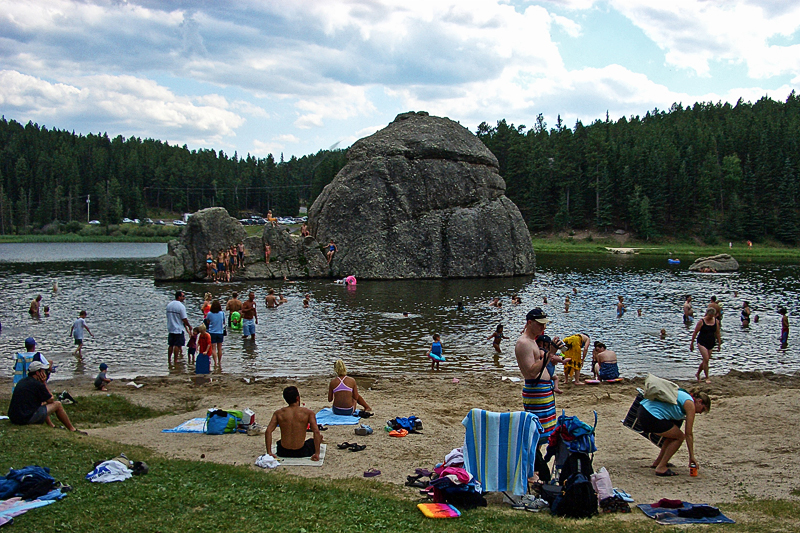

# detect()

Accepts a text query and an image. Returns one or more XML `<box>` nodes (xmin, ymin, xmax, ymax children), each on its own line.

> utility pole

<box><xmin>86</xmin><ymin>194</ymin><xmax>90</xmax><ymax>222</ymax></box>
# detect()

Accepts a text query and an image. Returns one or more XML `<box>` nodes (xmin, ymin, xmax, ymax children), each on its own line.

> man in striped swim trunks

<box><xmin>516</xmin><ymin>307</ymin><xmax>560</xmax><ymax>482</ymax></box>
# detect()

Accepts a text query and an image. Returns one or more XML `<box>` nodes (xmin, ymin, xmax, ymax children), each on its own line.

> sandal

<box><xmin>349</xmin><ymin>444</ymin><xmax>367</xmax><ymax>452</ymax></box>
<box><xmin>405</xmin><ymin>478</ymin><xmax>430</xmax><ymax>488</ymax></box>
<box><xmin>415</xmin><ymin>468</ymin><xmax>433</xmax><ymax>478</ymax></box>
<box><xmin>354</xmin><ymin>424</ymin><xmax>373</xmax><ymax>436</ymax></box>
<box><xmin>655</xmin><ymin>469</ymin><xmax>679</xmax><ymax>477</ymax></box>
<box><xmin>359</xmin><ymin>411</ymin><xmax>374</xmax><ymax>419</ymax></box>
<box><xmin>337</xmin><ymin>442</ymin><xmax>353</xmax><ymax>449</ymax></box>
<box><xmin>363</xmin><ymin>468</ymin><xmax>381</xmax><ymax>477</ymax></box>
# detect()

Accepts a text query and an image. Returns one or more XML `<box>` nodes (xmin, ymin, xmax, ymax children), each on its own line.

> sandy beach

<box><xmin>3</xmin><ymin>369</ymin><xmax>799</xmax><ymax>507</ymax></box>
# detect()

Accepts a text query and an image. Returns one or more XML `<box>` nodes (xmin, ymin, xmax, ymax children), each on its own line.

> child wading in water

<box><xmin>187</xmin><ymin>327</ymin><xmax>199</xmax><ymax>365</ymax></box>
<box><xmin>429</xmin><ymin>333</ymin><xmax>444</xmax><ymax>371</ymax></box>
<box><xmin>94</xmin><ymin>363</ymin><xmax>112</xmax><ymax>391</ymax></box>
<box><xmin>616</xmin><ymin>296</ymin><xmax>626</xmax><ymax>318</ymax></box>
<box><xmin>487</xmin><ymin>324</ymin><xmax>507</xmax><ymax>353</ymax></box>
<box><xmin>70</xmin><ymin>310</ymin><xmax>94</xmax><ymax>358</ymax></box>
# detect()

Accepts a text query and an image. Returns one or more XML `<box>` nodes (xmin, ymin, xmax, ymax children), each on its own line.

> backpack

<box><xmin>551</xmin><ymin>473</ymin><xmax>598</xmax><ymax>518</ymax></box>
<box><xmin>559</xmin><ymin>452</ymin><xmax>594</xmax><ymax>483</ymax></box>
<box><xmin>204</xmin><ymin>409</ymin><xmax>243</xmax><ymax>435</ymax></box>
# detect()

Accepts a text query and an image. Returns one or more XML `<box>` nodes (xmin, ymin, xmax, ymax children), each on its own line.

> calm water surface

<box><xmin>0</xmin><ymin>243</ymin><xmax>797</xmax><ymax>381</ymax></box>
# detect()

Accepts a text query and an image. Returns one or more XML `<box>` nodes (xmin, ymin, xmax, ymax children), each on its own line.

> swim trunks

<box><xmin>597</xmin><ymin>362</ymin><xmax>620</xmax><ymax>380</ymax></box>
<box><xmin>522</xmin><ymin>379</ymin><xmax>556</xmax><ymax>443</ymax></box>
<box><xmin>276</xmin><ymin>438</ymin><xmax>316</xmax><ymax>458</ymax></box>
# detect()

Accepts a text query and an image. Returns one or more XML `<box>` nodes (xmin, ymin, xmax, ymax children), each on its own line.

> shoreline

<box><xmin>4</xmin><ymin>369</ymin><xmax>798</xmax><ymax>505</ymax></box>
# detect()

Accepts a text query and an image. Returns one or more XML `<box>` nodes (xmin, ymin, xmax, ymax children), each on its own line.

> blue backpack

<box><xmin>204</xmin><ymin>409</ymin><xmax>243</xmax><ymax>435</ymax></box>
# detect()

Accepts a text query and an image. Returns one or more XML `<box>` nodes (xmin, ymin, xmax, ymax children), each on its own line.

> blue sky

<box><xmin>1</xmin><ymin>0</ymin><xmax>799</xmax><ymax>159</ymax></box>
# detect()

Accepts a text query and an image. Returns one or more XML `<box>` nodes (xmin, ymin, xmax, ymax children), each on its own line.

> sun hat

<box><xmin>28</xmin><ymin>361</ymin><xmax>47</xmax><ymax>373</ymax></box>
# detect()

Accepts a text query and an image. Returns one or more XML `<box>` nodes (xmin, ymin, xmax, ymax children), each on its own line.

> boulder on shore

<box><xmin>688</xmin><ymin>253</ymin><xmax>739</xmax><ymax>272</ymax></box>
<box><xmin>308</xmin><ymin>111</ymin><xmax>536</xmax><ymax>279</ymax></box>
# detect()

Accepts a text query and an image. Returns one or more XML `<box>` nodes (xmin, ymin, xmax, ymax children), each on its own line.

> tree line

<box><xmin>477</xmin><ymin>92</ymin><xmax>800</xmax><ymax>244</ymax></box>
<box><xmin>3</xmin><ymin>91</ymin><xmax>800</xmax><ymax>242</ymax></box>
<box><xmin>0</xmin><ymin>117</ymin><xmax>346</xmax><ymax>234</ymax></box>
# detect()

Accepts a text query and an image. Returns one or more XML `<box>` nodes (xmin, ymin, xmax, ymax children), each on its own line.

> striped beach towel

<box><xmin>522</xmin><ymin>379</ymin><xmax>557</xmax><ymax>442</ymax></box>
<box><xmin>461</xmin><ymin>409</ymin><xmax>543</xmax><ymax>496</ymax></box>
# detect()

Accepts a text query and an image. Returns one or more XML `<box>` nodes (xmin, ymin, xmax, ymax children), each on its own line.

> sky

<box><xmin>1</xmin><ymin>0</ymin><xmax>800</xmax><ymax>160</ymax></box>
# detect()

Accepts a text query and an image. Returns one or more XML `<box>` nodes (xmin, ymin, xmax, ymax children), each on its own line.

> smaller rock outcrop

<box><xmin>154</xmin><ymin>207</ymin><xmax>329</xmax><ymax>281</ymax></box>
<box><xmin>688</xmin><ymin>254</ymin><xmax>739</xmax><ymax>272</ymax></box>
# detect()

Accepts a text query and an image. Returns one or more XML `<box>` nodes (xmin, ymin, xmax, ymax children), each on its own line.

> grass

<box><xmin>531</xmin><ymin>237</ymin><xmax>800</xmax><ymax>260</ymax></box>
<box><xmin>1</xmin><ymin>397</ymin><xmax>798</xmax><ymax>532</ymax></box>
<box><xmin>0</xmin><ymin>394</ymin><xmax>170</xmax><ymax>428</ymax></box>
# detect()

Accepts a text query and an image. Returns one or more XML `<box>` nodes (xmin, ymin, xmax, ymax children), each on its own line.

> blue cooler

<box><xmin>195</xmin><ymin>354</ymin><xmax>210</xmax><ymax>374</ymax></box>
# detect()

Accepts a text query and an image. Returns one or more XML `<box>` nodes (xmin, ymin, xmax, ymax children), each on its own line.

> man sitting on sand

<box><xmin>592</xmin><ymin>341</ymin><xmax>619</xmax><ymax>380</ymax></box>
<box><xmin>265</xmin><ymin>386</ymin><xmax>322</xmax><ymax>461</ymax></box>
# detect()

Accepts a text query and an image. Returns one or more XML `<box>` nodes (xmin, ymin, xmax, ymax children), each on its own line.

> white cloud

<box><xmin>275</xmin><ymin>134</ymin><xmax>300</xmax><ymax>143</ymax></box>
<box><xmin>610</xmin><ymin>0</ymin><xmax>800</xmax><ymax>78</ymax></box>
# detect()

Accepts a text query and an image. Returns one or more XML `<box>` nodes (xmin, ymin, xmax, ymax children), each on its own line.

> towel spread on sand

<box><xmin>638</xmin><ymin>503</ymin><xmax>735</xmax><ymax>525</ymax></box>
<box><xmin>462</xmin><ymin>409</ymin><xmax>543</xmax><ymax>496</ymax></box>
<box><xmin>161</xmin><ymin>418</ymin><xmax>207</xmax><ymax>433</ymax></box>
<box><xmin>315</xmin><ymin>408</ymin><xmax>360</xmax><ymax>426</ymax></box>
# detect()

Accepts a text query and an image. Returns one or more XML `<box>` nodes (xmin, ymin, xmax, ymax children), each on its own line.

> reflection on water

<box><xmin>0</xmin><ymin>244</ymin><xmax>797</xmax><ymax>380</ymax></box>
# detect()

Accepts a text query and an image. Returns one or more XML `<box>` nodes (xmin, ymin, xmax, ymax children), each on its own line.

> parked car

<box><xmin>88</xmin><ymin>220</ymin><xmax>101</xmax><ymax>225</ymax></box>
<box><xmin>239</xmin><ymin>219</ymin><xmax>251</xmax><ymax>225</ymax></box>
<box><xmin>277</xmin><ymin>217</ymin><xmax>295</xmax><ymax>225</ymax></box>
<box><xmin>122</xmin><ymin>218</ymin><xmax>134</xmax><ymax>224</ymax></box>
<box><xmin>155</xmin><ymin>220</ymin><xmax>166</xmax><ymax>225</ymax></box>
<box><xmin>173</xmin><ymin>220</ymin><xmax>187</xmax><ymax>226</ymax></box>
<box><xmin>142</xmin><ymin>218</ymin><xmax>153</xmax><ymax>225</ymax></box>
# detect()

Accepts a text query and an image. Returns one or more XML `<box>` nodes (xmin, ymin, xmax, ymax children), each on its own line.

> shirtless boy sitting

<box><xmin>265</xmin><ymin>386</ymin><xmax>322</xmax><ymax>461</ymax></box>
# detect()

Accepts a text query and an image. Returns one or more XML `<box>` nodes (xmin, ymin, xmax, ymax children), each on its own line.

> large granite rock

<box><xmin>236</xmin><ymin>226</ymin><xmax>328</xmax><ymax>279</ymax></box>
<box><xmin>154</xmin><ymin>207</ymin><xmax>247</xmax><ymax>280</ymax></box>
<box><xmin>308</xmin><ymin>111</ymin><xmax>535</xmax><ymax>279</ymax></box>
<box><xmin>688</xmin><ymin>253</ymin><xmax>739</xmax><ymax>272</ymax></box>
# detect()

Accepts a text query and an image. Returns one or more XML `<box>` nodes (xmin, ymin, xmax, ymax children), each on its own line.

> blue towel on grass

<box><xmin>638</xmin><ymin>503</ymin><xmax>735</xmax><ymax>525</ymax></box>
<box><xmin>315</xmin><ymin>407</ymin><xmax>360</xmax><ymax>426</ymax></box>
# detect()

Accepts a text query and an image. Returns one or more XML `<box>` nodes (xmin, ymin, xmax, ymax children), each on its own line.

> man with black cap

<box><xmin>515</xmin><ymin>307</ymin><xmax>561</xmax><ymax>481</ymax></box>
<box><xmin>7</xmin><ymin>361</ymin><xmax>85</xmax><ymax>434</ymax></box>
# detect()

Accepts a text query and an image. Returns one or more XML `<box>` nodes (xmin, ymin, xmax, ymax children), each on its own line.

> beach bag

<box><xmin>643</xmin><ymin>374</ymin><xmax>679</xmax><ymax>404</ymax></box>
<box><xmin>551</xmin><ymin>473</ymin><xmax>598</xmax><ymax>518</ymax></box>
<box><xmin>204</xmin><ymin>409</ymin><xmax>243</xmax><ymax>435</ymax></box>
<box><xmin>590</xmin><ymin>467</ymin><xmax>614</xmax><ymax>501</ymax></box>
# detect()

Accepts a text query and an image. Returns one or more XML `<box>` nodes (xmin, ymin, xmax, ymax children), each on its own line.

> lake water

<box><xmin>0</xmin><ymin>243</ymin><xmax>797</xmax><ymax>381</ymax></box>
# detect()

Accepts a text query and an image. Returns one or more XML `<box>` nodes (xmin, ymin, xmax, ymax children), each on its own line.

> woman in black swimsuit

<box><xmin>741</xmin><ymin>301</ymin><xmax>751</xmax><ymax>327</ymax></box>
<box><xmin>690</xmin><ymin>308</ymin><xmax>721</xmax><ymax>383</ymax></box>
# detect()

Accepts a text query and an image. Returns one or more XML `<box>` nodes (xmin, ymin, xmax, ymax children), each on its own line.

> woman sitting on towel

<box><xmin>637</xmin><ymin>389</ymin><xmax>711</xmax><ymax>477</ymax></box>
<box><xmin>328</xmin><ymin>359</ymin><xmax>371</xmax><ymax>416</ymax></box>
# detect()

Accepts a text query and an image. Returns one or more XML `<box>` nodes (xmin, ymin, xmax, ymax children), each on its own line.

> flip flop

<box><xmin>655</xmin><ymin>469</ymin><xmax>679</xmax><ymax>477</ymax></box>
<box><xmin>406</xmin><ymin>478</ymin><xmax>429</xmax><ymax>488</ymax></box>
<box><xmin>648</xmin><ymin>463</ymin><xmax>675</xmax><ymax>468</ymax></box>
<box><xmin>363</xmin><ymin>468</ymin><xmax>381</xmax><ymax>477</ymax></box>
<box><xmin>337</xmin><ymin>442</ymin><xmax>353</xmax><ymax>449</ymax></box>
<box><xmin>349</xmin><ymin>444</ymin><xmax>367</xmax><ymax>452</ymax></box>
<box><xmin>415</xmin><ymin>468</ymin><xmax>433</xmax><ymax>478</ymax></box>
<box><xmin>359</xmin><ymin>411</ymin><xmax>374</xmax><ymax>418</ymax></box>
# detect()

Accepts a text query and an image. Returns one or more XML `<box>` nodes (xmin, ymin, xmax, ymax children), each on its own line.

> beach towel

<box><xmin>0</xmin><ymin>498</ymin><xmax>54</xmax><ymax>528</ymax></box>
<box><xmin>462</xmin><ymin>409</ymin><xmax>543</xmax><ymax>496</ymax></box>
<box><xmin>269</xmin><ymin>444</ymin><xmax>326</xmax><ymax>467</ymax></box>
<box><xmin>638</xmin><ymin>502</ymin><xmax>735</xmax><ymax>525</ymax></box>
<box><xmin>417</xmin><ymin>503</ymin><xmax>461</xmax><ymax>518</ymax></box>
<box><xmin>161</xmin><ymin>418</ymin><xmax>207</xmax><ymax>433</ymax></box>
<box><xmin>315</xmin><ymin>408</ymin><xmax>359</xmax><ymax>426</ymax></box>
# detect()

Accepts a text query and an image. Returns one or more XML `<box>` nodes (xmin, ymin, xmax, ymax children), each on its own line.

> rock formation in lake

<box><xmin>688</xmin><ymin>253</ymin><xmax>739</xmax><ymax>272</ymax></box>
<box><xmin>154</xmin><ymin>207</ymin><xmax>328</xmax><ymax>281</ymax></box>
<box><xmin>308</xmin><ymin>111</ymin><xmax>536</xmax><ymax>279</ymax></box>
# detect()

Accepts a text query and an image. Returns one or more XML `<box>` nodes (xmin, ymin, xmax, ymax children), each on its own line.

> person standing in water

<box><xmin>616</xmin><ymin>296</ymin><xmax>626</xmax><ymax>318</ymax></box>
<box><xmin>487</xmin><ymin>324</ymin><xmax>507</xmax><ymax>353</ymax></box>
<box><xmin>690</xmin><ymin>308</ymin><xmax>721</xmax><ymax>383</ymax></box>
<box><xmin>741</xmin><ymin>301</ymin><xmax>751</xmax><ymax>327</ymax></box>
<box><xmin>69</xmin><ymin>310</ymin><xmax>94</xmax><ymax>358</ymax></box>
<box><xmin>683</xmin><ymin>295</ymin><xmax>694</xmax><ymax>326</ymax></box>
<box><xmin>779</xmin><ymin>307</ymin><xmax>789</xmax><ymax>348</ymax></box>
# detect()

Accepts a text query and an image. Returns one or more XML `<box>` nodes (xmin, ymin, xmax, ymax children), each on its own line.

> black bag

<box><xmin>559</xmin><ymin>452</ymin><xmax>594</xmax><ymax>483</ymax></box>
<box><xmin>551</xmin><ymin>473</ymin><xmax>598</xmax><ymax>518</ymax></box>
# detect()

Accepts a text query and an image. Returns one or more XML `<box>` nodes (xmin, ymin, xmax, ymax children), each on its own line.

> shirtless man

<box><xmin>683</xmin><ymin>295</ymin><xmax>694</xmax><ymax>326</ymax></box>
<box><xmin>237</xmin><ymin>242</ymin><xmax>245</xmax><ymax>268</ymax></box>
<box><xmin>265</xmin><ymin>386</ymin><xmax>322</xmax><ymax>461</ymax></box>
<box><xmin>241</xmin><ymin>292</ymin><xmax>258</xmax><ymax>340</ymax></box>
<box><xmin>592</xmin><ymin>341</ymin><xmax>619</xmax><ymax>380</ymax></box>
<box><xmin>265</xmin><ymin>289</ymin><xmax>278</xmax><ymax>309</ymax></box>
<box><xmin>708</xmin><ymin>296</ymin><xmax>723</xmax><ymax>324</ymax></box>
<box><xmin>29</xmin><ymin>295</ymin><xmax>42</xmax><ymax>317</ymax></box>
<box><xmin>515</xmin><ymin>307</ymin><xmax>559</xmax><ymax>481</ymax></box>
<box><xmin>226</xmin><ymin>292</ymin><xmax>243</xmax><ymax>328</ymax></box>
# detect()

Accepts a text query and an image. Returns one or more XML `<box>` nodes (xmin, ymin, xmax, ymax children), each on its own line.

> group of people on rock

<box><xmin>205</xmin><ymin>243</ymin><xmax>246</xmax><ymax>282</ymax></box>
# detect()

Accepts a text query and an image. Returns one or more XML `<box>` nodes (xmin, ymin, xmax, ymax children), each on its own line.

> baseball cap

<box><xmin>535</xmin><ymin>334</ymin><xmax>552</xmax><ymax>345</ymax></box>
<box><xmin>99</xmin><ymin>363</ymin><xmax>108</xmax><ymax>370</ymax></box>
<box><xmin>28</xmin><ymin>361</ymin><xmax>47</xmax><ymax>373</ymax></box>
<box><xmin>25</xmin><ymin>337</ymin><xmax>36</xmax><ymax>347</ymax></box>
<box><xmin>525</xmin><ymin>307</ymin><xmax>551</xmax><ymax>324</ymax></box>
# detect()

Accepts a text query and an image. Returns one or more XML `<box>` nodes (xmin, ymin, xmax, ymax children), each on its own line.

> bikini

<box><xmin>332</xmin><ymin>377</ymin><xmax>355</xmax><ymax>416</ymax></box>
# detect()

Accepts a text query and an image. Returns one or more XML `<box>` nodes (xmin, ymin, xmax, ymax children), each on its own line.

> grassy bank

<box><xmin>0</xmin><ymin>394</ymin><xmax>796</xmax><ymax>532</ymax></box>
<box><xmin>532</xmin><ymin>237</ymin><xmax>800</xmax><ymax>260</ymax></box>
